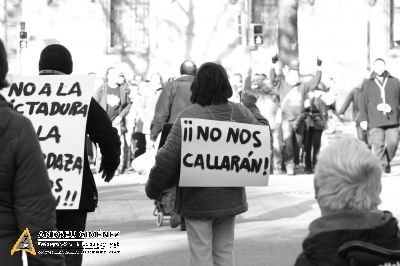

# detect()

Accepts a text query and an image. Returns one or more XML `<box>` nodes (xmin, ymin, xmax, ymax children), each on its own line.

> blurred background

<box><xmin>0</xmin><ymin>0</ymin><xmax>399</xmax><ymax>108</ymax></box>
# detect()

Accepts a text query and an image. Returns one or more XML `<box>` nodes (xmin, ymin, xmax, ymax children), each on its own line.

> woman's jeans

<box><xmin>185</xmin><ymin>216</ymin><xmax>235</xmax><ymax>266</ymax></box>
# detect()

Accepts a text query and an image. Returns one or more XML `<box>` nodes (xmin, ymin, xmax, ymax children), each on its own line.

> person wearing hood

<box><xmin>270</xmin><ymin>55</ymin><xmax>322</xmax><ymax>175</ymax></box>
<box><xmin>295</xmin><ymin>137</ymin><xmax>400</xmax><ymax>266</ymax></box>
<box><xmin>359</xmin><ymin>58</ymin><xmax>400</xmax><ymax>174</ymax></box>
<box><xmin>38</xmin><ymin>44</ymin><xmax>121</xmax><ymax>266</ymax></box>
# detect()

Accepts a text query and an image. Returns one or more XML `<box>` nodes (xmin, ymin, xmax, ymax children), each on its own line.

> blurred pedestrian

<box><xmin>295</xmin><ymin>137</ymin><xmax>400</xmax><ymax>266</ymax></box>
<box><xmin>38</xmin><ymin>44</ymin><xmax>121</xmax><ymax>266</ymax></box>
<box><xmin>248</xmin><ymin>78</ymin><xmax>281</xmax><ymax>174</ymax></box>
<box><xmin>150</xmin><ymin>60</ymin><xmax>197</xmax><ymax>141</ymax></box>
<box><xmin>0</xmin><ymin>39</ymin><xmax>65</xmax><ymax>266</ymax></box>
<box><xmin>146</xmin><ymin>62</ymin><xmax>270</xmax><ymax>266</ymax></box>
<box><xmin>112</xmin><ymin>73</ymin><xmax>131</xmax><ymax>174</ymax></box>
<box><xmin>338</xmin><ymin>82</ymin><xmax>368</xmax><ymax>145</ymax></box>
<box><xmin>303</xmin><ymin>83</ymin><xmax>328</xmax><ymax>174</ymax></box>
<box><xmin>359</xmin><ymin>58</ymin><xmax>400</xmax><ymax>174</ymax></box>
<box><xmin>270</xmin><ymin>55</ymin><xmax>322</xmax><ymax>175</ymax></box>
<box><xmin>229</xmin><ymin>72</ymin><xmax>243</xmax><ymax>103</ymax></box>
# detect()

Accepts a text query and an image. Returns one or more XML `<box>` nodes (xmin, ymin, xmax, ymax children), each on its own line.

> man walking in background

<box><xmin>38</xmin><ymin>44</ymin><xmax>121</xmax><ymax>266</ymax></box>
<box><xmin>359</xmin><ymin>58</ymin><xmax>400</xmax><ymax>174</ymax></box>
<box><xmin>150</xmin><ymin>60</ymin><xmax>197</xmax><ymax>141</ymax></box>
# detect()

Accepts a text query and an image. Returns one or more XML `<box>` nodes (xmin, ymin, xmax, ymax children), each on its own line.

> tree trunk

<box><xmin>278</xmin><ymin>0</ymin><xmax>299</xmax><ymax>68</ymax></box>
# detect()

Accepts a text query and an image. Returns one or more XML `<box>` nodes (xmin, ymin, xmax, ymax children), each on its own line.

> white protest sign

<box><xmin>180</xmin><ymin>118</ymin><xmax>271</xmax><ymax>187</ymax></box>
<box><xmin>6</xmin><ymin>75</ymin><xmax>94</xmax><ymax>210</ymax></box>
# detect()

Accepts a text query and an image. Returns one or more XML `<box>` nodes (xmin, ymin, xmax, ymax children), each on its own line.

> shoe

<box><xmin>304</xmin><ymin>167</ymin><xmax>314</xmax><ymax>175</ymax></box>
<box><xmin>170</xmin><ymin>211</ymin><xmax>181</xmax><ymax>228</ymax></box>
<box><xmin>180</xmin><ymin>217</ymin><xmax>186</xmax><ymax>231</ymax></box>
<box><xmin>286</xmin><ymin>165</ymin><xmax>295</xmax><ymax>175</ymax></box>
<box><xmin>273</xmin><ymin>167</ymin><xmax>284</xmax><ymax>175</ymax></box>
<box><xmin>385</xmin><ymin>165</ymin><xmax>391</xmax><ymax>174</ymax></box>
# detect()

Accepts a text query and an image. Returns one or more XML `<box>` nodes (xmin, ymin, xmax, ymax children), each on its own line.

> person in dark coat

<box><xmin>303</xmin><ymin>83</ymin><xmax>328</xmax><ymax>174</ymax></box>
<box><xmin>359</xmin><ymin>58</ymin><xmax>400</xmax><ymax>173</ymax></box>
<box><xmin>270</xmin><ymin>55</ymin><xmax>322</xmax><ymax>175</ymax></box>
<box><xmin>38</xmin><ymin>44</ymin><xmax>121</xmax><ymax>266</ymax></box>
<box><xmin>146</xmin><ymin>62</ymin><xmax>270</xmax><ymax>266</ymax></box>
<box><xmin>338</xmin><ymin>84</ymin><xmax>367</xmax><ymax>144</ymax></box>
<box><xmin>294</xmin><ymin>137</ymin><xmax>400</xmax><ymax>266</ymax></box>
<box><xmin>0</xmin><ymin>39</ymin><xmax>65</xmax><ymax>266</ymax></box>
<box><xmin>150</xmin><ymin>60</ymin><xmax>197</xmax><ymax>141</ymax></box>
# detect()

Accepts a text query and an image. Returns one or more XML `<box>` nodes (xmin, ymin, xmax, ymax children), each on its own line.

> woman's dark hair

<box><xmin>0</xmin><ymin>39</ymin><xmax>9</xmax><ymax>90</ymax></box>
<box><xmin>190</xmin><ymin>62</ymin><xmax>233</xmax><ymax>106</ymax></box>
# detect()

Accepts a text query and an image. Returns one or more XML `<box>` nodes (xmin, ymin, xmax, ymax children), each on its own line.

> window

<box><xmin>108</xmin><ymin>0</ymin><xmax>149</xmax><ymax>54</ymax></box>
<box><xmin>251</xmin><ymin>0</ymin><xmax>278</xmax><ymax>46</ymax></box>
<box><xmin>390</xmin><ymin>0</ymin><xmax>400</xmax><ymax>48</ymax></box>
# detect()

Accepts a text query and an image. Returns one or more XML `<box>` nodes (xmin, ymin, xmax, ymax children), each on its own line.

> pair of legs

<box><xmin>281</xmin><ymin>120</ymin><xmax>303</xmax><ymax>174</ymax></box>
<box><xmin>304</xmin><ymin>126</ymin><xmax>323</xmax><ymax>172</ymax></box>
<box><xmin>369</xmin><ymin>126</ymin><xmax>399</xmax><ymax>173</ymax></box>
<box><xmin>56</xmin><ymin>210</ymin><xmax>88</xmax><ymax>266</ymax></box>
<box><xmin>185</xmin><ymin>216</ymin><xmax>235</xmax><ymax>266</ymax></box>
<box><xmin>116</xmin><ymin>123</ymin><xmax>129</xmax><ymax>174</ymax></box>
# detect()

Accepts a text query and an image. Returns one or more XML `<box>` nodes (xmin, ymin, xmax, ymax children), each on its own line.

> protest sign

<box><xmin>6</xmin><ymin>75</ymin><xmax>94</xmax><ymax>209</ymax></box>
<box><xmin>180</xmin><ymin>118</ymin><xmax>271</xmax><ymax>187</ymax></box>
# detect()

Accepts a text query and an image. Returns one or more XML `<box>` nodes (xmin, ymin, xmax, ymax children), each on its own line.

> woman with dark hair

<box><xmin>0</xmin><ymin>40</ymin><xmax>65</xmax><ymax>265</ymax></box>
<box><xmin>146</xmin><ymin>62</ymin><xmax>270</xmax><ymax>265</ymax></box>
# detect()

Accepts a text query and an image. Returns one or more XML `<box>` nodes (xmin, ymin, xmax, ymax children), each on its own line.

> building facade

<box><xmin>0</xmin><ymin>0</ymin><xmax>399</xmax><ymax>104</ymax></box>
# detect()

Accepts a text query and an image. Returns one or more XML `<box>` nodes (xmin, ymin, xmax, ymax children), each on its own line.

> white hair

<box><xmin>314</xmin><ymin>137</ymin><xmax>382</xmax><ymax>214</ymax></box>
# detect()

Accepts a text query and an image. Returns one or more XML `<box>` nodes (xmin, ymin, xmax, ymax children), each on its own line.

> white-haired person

<box><xmin>295</xmin><ymin>137</ymin><xmax>400</xmax><ymax>266</ymax></box>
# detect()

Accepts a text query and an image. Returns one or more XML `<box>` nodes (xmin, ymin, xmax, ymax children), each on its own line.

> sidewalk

<box><xmin>82</xmin><ymin>169</ymin><xmax>400</xmax><ymax>266</ymax></box>
<box><xmin>81</xmin><ymin>122</ymin><xmax>400</xmax><ymax>265</ymax></box>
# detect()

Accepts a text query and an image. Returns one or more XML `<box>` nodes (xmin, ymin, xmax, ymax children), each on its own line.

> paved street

<box><xmin>82</xmin><ymin>123</ymin><xmax>400</xmax><ymax>266</ymax></box>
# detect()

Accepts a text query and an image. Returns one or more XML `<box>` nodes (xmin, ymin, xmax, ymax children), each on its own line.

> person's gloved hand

<box><xmin>272</xmin><ymin>54</ymin><xmax>279</xmax><ymax>64</ymax></box>
<box><xmin>241</xmin><ymin>90</ymin><xmax>258</xmax><ymax>106</ymax></box>
<box><xmin>317</xmin><ymin>57</ymin><xmax>322</xmax><ymax>67</ymax></box>
<box><xmin>99</xmin><ymin>161</ymin><xmax>116</xmax><ymax>183</ymax></box>
<box><xmin>360</xmin><ymin>121</ymin><xmax>368</xmax><ymax>131</ymax></box>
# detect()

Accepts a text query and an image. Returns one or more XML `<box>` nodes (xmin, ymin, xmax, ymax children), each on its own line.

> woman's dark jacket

<box><xmin>0</xmin><ymin>94</ymin><xmax>65</xmax><ymax>265</ymax></box>
<box><xmin>146</xmin><ymin>100</ymin><xmax>270</xmax><ymax>218</ymax></box>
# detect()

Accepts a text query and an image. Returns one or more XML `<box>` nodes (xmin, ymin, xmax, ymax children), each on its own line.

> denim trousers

<box><xmin>185</xmin><ymin>216</ymin><xmax>236</xmax><ymax>266</ymax></box>
<box><xmin>304</xmin><ymin>126</ymin><xmax>323</xmax><ymax>169</ymax></box>
<box><xmin>369</xmin><ymin>126</ymin><xmax>399</xmax><ymax>169</ymax></box>
<box><xmin>281</xmin><ymin>120</ymin><xmax>303</xmax><ymax>168</ymax></box>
